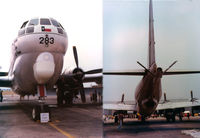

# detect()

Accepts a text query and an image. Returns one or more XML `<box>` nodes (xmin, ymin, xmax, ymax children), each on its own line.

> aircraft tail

<box><xmin>148</xmin><ymin>0</ymin><xmax>156</xmax><ymax>68</ymax></box>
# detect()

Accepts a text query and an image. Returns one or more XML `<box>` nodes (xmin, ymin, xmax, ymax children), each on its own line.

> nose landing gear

<box><xmin>32</xmin><ymin>85</ymin><xmax>50</xmax><ymax>123</ymax></box>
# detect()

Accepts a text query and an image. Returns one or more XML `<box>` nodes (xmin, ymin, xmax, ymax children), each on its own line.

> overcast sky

<box><xmin>103</xmin><ymin>0</ymin><xmax>200</xmax><ymax>103</ymax></box>
<box><xmin>0</xmin><ymin>0</ymin><xmax>102</xmax><ymax>75</ymax></box>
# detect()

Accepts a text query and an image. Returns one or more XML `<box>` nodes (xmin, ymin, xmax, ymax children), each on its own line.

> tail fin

<box><xmin>148</xmin><ymin>0</ymin><xmax>156</xmax><ymax>68</ymax></box>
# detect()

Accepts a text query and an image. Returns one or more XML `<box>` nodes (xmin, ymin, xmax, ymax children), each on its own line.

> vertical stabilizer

<box><xmin>148</xmin><ymin>0</ymin><xmax>156</xmax><ymax>68</ymax></box>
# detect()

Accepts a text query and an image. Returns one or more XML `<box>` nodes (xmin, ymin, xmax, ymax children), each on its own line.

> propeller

<box><xmin>85</xmin><ymin>69</ymin><xmax>102</xmax><ymax>74</ymax></box>
<box><xmin>163</xmin><ymin>60</ymin><xmax>177</xmax><ymax>73</ymax></box>
<box><xmin>137</xmin><ymin>61</ymin><xmax>155</xmax><ymax>76</ymax></box>
<box><xmin>72</xmin><ymin>46</ymin><xmax>102</xmax><ymax>103</ymax></box>
<box><xmin>73</xmin><ymin>46</ymin><xmax>79</xmax><ymax>68</ymax></box>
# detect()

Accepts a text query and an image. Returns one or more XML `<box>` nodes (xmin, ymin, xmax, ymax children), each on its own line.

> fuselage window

<box><xmin>51</xmin><ymin>19</ymin><xmax>60</xmax><ymax>27</ymax></box>
<box><xmin>28</xmin><ymin>19</ymin><xmax>38</xmax><ymax>26</ymax></box>
<box><xmin>26</xmin><ymin>27</ymin><xmax>34</xmax><ymax>33</ymax></box>
<box><xmin>20</xmin><ymin>21</ymin><xmax>28</xmax><ymax>29</ymax></box>
<box><xmin>40</xmin><ymin>18</ymin><xmax>51</xmax><ymax>25</ymax></box>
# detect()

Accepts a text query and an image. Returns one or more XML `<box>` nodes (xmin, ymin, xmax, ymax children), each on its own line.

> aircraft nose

<box><xmin>33</xmin><ymin>52</ymin><xmax>55</xmax><ymax>84</ymax></box>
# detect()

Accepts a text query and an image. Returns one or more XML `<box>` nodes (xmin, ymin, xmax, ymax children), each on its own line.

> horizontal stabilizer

<box><xmin>103</xmin><ymin>70</ymin><xmax>145</xmax><ymax>76</ymax></box>
<box><xmin>163</xmin><ymin>71</ymin><xmax>200</xmax><ymax>75</ymax></box>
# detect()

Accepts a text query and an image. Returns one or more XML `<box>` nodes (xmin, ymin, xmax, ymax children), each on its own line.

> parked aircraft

<box><xmin>0</xmin><ymin>18</ymin><xmax>102</xmax><ymax>121</ymax></box>
<box><xmin>103</xmin><ymin>0</ymin><xmax>200</xmax><ymax>122</ymax></box>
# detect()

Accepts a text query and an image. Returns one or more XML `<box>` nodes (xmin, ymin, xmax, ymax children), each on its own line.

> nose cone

<box><xmin>33</xmin><ymin>52</ymin><xmax>55</xmax><ymax>84</ymax></box>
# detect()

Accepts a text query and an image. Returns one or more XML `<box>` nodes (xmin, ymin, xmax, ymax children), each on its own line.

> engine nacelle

<box><xmin>63</xmin><ymin>67</ymin><xmax>85</xmax><ymax>81</ymax></box>
<box><xmin>62</xmin><ymin>67</ymin><xmax>75</xmax><ymax>75</ymax></box>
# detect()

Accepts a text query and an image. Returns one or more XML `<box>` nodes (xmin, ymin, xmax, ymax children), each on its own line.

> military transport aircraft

<box><xmin>103</xmin><ymin>0</ymin><xmax>200</xmax><ymax>122</ymax></box>
<box><xmin>0</xmin><ymin>18</ymin><xmax>102</xmax><ymax>121</ymax></box>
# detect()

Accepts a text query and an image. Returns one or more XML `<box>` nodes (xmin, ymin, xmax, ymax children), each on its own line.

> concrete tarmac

<box><xmin>103</xmin><ymin>117</ymin><xmax>200</xmax><ymax>138</ymax></box>
<box><xmin>0</xmin><ymin>94</ymin><xmax>102</xmax><ymax>138</ymax></box>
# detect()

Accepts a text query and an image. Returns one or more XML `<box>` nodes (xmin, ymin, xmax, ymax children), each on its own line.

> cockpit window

<box><xmin>26</xmin><ymin>27</ymin><xmax>34</xmax><ymax>33</ymax></box>
<box><xmin>20</xmin><ymin>21</ymin><xmax>28</xmax><ymax>29</ymax></box>
<box><xmin>51</xmin><ymin>19</ymin><xmax>60</xmax><ymax>27</ymax></box>
<box><xmin>57</xmin><ymin>28</ymin><xmax>63</xmax><ymax>34</ymax></box>
<box><xmin>40</xmin><ymin>18</ymin><xmax>51</xmax><ymax>25</ymax></box>
<box><xmin>18</xmin><ymin>29</ymin><xmax>25</xmax><ymax>36</ymax></box>
<box><xmin>28</xmin><ymin>19</ymin><xmax>38</xmax><ymax>26</ymax></box>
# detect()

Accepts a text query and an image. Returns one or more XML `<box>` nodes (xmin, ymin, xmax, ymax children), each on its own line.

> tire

<box><xmin>32</xmin><ymin>104</ymin><xmax>51</xmax><ymax>122</ymax></box>
<box><xmin>32</xmin><ymin>106</ymin><xmax>40</xmax><ymax>121</ymax></box>
<box><xmin>166</xmin><ymin>116</ymin><xmax>170</xmax><ymax>122</ymax></box>
<box><xmin>172</xmin><ymin>115</ymin><xmax>175</xmax><ymax>122</ymax></box>
<box><xmin>141</xmin><ymin>115</ymin><xmax>146</xmax><ymax>122</ymax></box>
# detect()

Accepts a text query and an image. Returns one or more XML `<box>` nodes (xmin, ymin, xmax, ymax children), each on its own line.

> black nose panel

<box><xmin>145</xmin><ymin>100</ymin><xmax>155</xmax><ymax>107</ymax></box>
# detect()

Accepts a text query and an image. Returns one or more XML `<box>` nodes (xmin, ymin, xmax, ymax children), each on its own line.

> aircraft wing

<box><xmin>103</xmin><ymin>102</ymin><xmax>136</xmax><ymax>111</ymax></box>
<box><xmin>103</xmin><ymin>70</ymin><xmax>145</xmax><ymax>76</ymax></box>
<box><xmin>83</xmin><ymin>75</ymin><xmax>102</xmax><ymax>84</ymax></box>
<box><xmin>0</xmin><ymin>71</ymin><xmax>12</xmax><ymax>87</ymax></box>
<box><xmin>0</xmin><ymin>78</ymin><xmax>12</xmax><ymax>87</ymax></box>
<box><xmin>157</xmin><ymin>99</ymin><xmax>200</xmax><ymax>110</ymax></box>
<box><xmin>104</xmin><ymin>70</ymin><xmax>200</xmax><ymax>76</ymax></box>
<box><xmin>0</xmin><ymin>72</ymin><xmax>8</xmax><ymax>76</ymax></box>
<box><xmin>163</xmin><ymin>71</ymin><xmax>200</xmax><ymax>75</ymax></box>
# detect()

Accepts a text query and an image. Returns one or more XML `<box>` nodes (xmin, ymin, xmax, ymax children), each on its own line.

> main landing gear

<box><xmin>164</xmin><ymin>108</ymin><xmax>183</xmax><ymax>122</ymax></box>
<box><xmin>32</xmin><ymin>85</ymin><xmax>50</xmax><ymax>122</ymax></box>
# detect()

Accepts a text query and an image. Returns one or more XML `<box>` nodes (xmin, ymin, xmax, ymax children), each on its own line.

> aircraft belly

<box><xmin>135</xmin><ymin>75</ymin><xmax>162</xmax><ymax>115</ymax></box>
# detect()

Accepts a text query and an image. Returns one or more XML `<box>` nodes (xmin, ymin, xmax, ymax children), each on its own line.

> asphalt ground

<box><xmin>103</xmin><ymin>116</ymin><xmax>200</xmax><ymax>138</ymax></box>
<box><xmin>0</xmin><ymin>94</ymin><xmax>102</xmax><ymax>138</ymax></box>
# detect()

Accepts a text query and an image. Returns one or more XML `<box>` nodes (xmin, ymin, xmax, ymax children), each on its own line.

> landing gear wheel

<box><xmin>141</xmin><ymin>115</ymin><xmax>146</xmax><ymax>122</ymax></box>
<box><xmin>32</xmin><ymin>104</ymin><xmax>51</xmax><ymax>122</ymax></box>
<box><xmin>179</xmin><ymin>114</ymin><xmax>182</xmax><ymax>121</ymax></box>
<box><xmin>172</xmin><ymin>115</ymin><xmax>175</xmax><ymax>122</ymax></box>
<box><xmin>57</xmin><ymin>89</ymin><xmax>64</xmax><ymax>106</ymax></box>
<box><xmin>114</xmin><ymin>116</ymin><xmax>119</xmax><ymax>124</ymax></box>
<box><xmin>64</xmin><ymin>92</ymin><xmax>73</xmax><ymax>105</ymax></box>
<box><xmin>80</xmin><ymin>89</ymin><xmax>86</xmax><ymax>103</ymax></box>
<box><xmin>32</xmin><ymin>106</ymin><xmax>40</xmax><ymax>121</ymax></box>
<box><xmin>166</xmin><ymin>116</ymin><xmax>170</xmax><ymax>122</ymax></box>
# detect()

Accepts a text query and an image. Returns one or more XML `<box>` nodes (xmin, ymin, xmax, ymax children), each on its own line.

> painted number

<box><xmin>39</xmin><ymin>35</ymin><xmax>54</xmax><ymax>47</ymax></box>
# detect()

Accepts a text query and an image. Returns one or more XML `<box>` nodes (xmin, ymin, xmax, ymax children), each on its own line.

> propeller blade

<box><xmin>137</xmin><ymin>61</ymin><xmax>154</xmax><ymax>76</ymax></box>
<box><xmin>164</xmin><ymin>60</ymin><xmax>177</xmax><ymax>73</ymax></box>
<box><xmin>85</xmin><ymin>69</ymin><xmax>102</xmax><ymax>74</ymax></box>
<box><xmin>73</xmin><ymin>46</ymin><xmax>79</xmax><ymax>68</ymax></box>
<box><xmin>80</xmin><ymin>83</ymin><xmax>86</xmax><ymax>103</ymax></box>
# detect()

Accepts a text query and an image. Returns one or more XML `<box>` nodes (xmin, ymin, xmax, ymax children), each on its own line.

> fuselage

<box><xmin>135</xmin><ymin>63</ymin><xmax>162</xmax><ymax>116</ymax></box>
<box><xmin>9</xmin><ymin>18</ymin><xmax>68</xmax><ymax>96</ymax></box>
